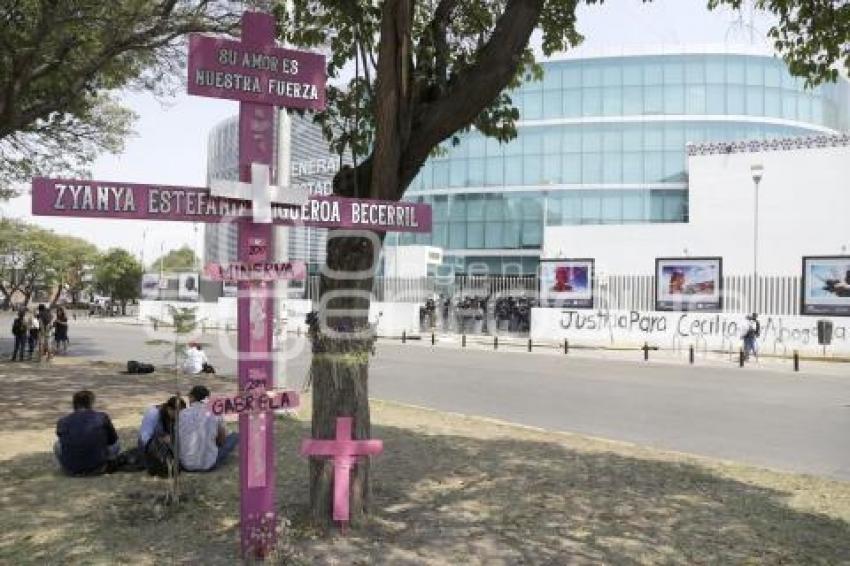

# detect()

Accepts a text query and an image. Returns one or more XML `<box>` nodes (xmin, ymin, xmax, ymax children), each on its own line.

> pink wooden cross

<box><xmin>300</xmin><ymin>417</ymin><xmax>383</xmax><ymax>523</ymax></box>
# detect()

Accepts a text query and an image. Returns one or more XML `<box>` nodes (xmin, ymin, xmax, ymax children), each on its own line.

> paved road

<box><xmin>4</xmin><ymin>320</ymin><xmax>850</xmax><ymax>480</ymax></box>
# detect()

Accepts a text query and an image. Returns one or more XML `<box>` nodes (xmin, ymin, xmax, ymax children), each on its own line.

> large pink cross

<box><xmin>300</xmin><ymin>417</ymin><xmax>384</xmax><ymax>523</ymax></box>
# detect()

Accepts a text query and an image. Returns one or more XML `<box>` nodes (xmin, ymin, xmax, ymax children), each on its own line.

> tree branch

<box><xmin>401</xmin><ymin>0</ymin><xmax>543</xmax><ymax>190</ymax></box>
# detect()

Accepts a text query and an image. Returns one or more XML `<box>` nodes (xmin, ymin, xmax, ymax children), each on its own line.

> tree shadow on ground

<box><xmin>1</xmin><ymin>414</ymin><xmax>849</xmax><ymax>565</ymax></box>
<box><xmin>0</xmin><ymin>360</ymin><xmax>230</xmax><ymax>433</ymax></box>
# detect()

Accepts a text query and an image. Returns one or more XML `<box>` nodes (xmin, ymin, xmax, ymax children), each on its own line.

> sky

<box><xmin>0</xmin><ymin>0</ymin><xmax>771</xmax><ymax>267</ymax></box>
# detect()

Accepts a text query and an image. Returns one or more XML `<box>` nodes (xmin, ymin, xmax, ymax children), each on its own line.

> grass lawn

<box><xmin>1</xmin><ymin>359</ymin><xmax>849</xmax><ymax>565</ymax></box>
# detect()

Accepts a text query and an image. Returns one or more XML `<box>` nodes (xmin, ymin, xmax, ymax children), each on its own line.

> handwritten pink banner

<box><xmin>208</xmin><ymin>390</ymin><xmax>300</xmax><ymax>418</ymax></box>
<box><xmin>204</xmin><ymin>261</ymin><xmax>306</xmax><ymax>282</ymax></box>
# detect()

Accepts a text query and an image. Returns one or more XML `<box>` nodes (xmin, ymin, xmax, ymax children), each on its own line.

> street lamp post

<box><xmin>750</xmin><ymin>163</ymin><xmax>764</xmax><ymax>312</ymax></box>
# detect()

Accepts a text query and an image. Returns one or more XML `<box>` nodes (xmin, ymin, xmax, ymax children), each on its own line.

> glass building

<box><xmin>391</xmin><ymin>47</ymin><xmax>850</xmax><ymax>275</ymax></box>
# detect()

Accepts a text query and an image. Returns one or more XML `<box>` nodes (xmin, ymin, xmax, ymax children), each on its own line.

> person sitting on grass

<box><xmin>138</xmin><ymin>396</ymin><xmax>186</xmax><ymax>477</ymax></box>
<box><xmin>178</xmin><ymin>385</ymin><xmax>237</xmax><ymax>472</ymax></box>
<box><xmin>54</xmin><ymin>390</ymin><xmax>120</xmax><ymax>476</ymax></box>
<box><xmin>182</xmin><ymin>342</ymin><xmax>215</xmax><ymax>375</ymax></box>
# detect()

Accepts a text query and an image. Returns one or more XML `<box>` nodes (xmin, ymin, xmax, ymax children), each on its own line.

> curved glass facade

<box><xmin>395</xmin><ymin>51</ymin><xmax>850</xmax><ymax>274</ymax></box>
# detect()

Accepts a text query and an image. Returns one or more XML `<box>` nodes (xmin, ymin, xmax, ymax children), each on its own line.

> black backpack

<box><xmin>144</xmin><ymin>435</ymin><xmax>175</xmax><ymax>478</ymax></box>
<box><xmin>12</xmin><ymin>318</ymin><xmax>24</xmax><ymax>336</ymax></box>
<box><xmin>127</xmin><ymin>361</ymin><xmax>155</xmax><ymax>374</ymax></box>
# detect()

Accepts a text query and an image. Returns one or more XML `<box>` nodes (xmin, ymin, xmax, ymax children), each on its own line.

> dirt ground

<box><xmin>1</xmin><ymin>358</ymin><xmax>849</xmax><ymax>565</ymax></box>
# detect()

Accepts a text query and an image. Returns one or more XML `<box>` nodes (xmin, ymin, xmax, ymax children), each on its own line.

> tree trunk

<box><xmin>308</xmin><ymin>230</ymin><xmax>382</xmax><ymax>527</ymax></box>
<box><xmin>121</xmin><ymin>300</ymin><xmax>127</xmax><ymax>316</ymax></box>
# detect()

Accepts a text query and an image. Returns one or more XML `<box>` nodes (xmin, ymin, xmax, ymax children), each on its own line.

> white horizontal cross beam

<box><xmin>210</xmin><ymin>162</ymin><xmax>308</xmax><ymax>223</ymax></box>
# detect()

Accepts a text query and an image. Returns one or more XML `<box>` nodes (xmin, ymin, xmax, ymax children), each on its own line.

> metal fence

<box><xmin>299</xmin><ymin>273</ymin><xmax>802</xmax><ymax>317</ymax></box>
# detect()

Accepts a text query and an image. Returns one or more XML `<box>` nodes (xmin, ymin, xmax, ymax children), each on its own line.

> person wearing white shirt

<box><xmin>178</xmin><ymin>385</ymin><xmax>238</xmax><ymax>472</ymax></box>
<box><xmin>182</xmin><ymin>343</ymin><xmax>214</xmax><ymax>375</ymax></box>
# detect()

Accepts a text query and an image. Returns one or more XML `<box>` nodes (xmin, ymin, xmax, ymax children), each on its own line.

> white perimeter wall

<box><xmin>139</xmin><ymin>299</ymin><xmax>421</xmax><ymax>337</ymax></box>
<box><xmin>543</xmin><ymin>143</ymin><xmax>850</xmax><ymax>276</ymax></box>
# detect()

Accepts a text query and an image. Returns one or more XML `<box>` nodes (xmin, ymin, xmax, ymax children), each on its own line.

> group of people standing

<box><xmin>10</xmin><ymin>304</ymin><xmax>69</xmax><ymax>361</ymax></box>
<box><xmin>55</xmin><ymin>385</ymin><xmax>237</xmax><ymax>477</ymax></box>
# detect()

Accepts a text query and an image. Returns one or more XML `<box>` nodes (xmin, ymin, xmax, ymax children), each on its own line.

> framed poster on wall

<box><xmin>655</xmin><ymin>257</ymin><xmax>723</xmax><ymax>312</ymax></box>
<box><xmin>178</xmin><ymin>273</ymin><xmax>200</xmax><ymax>301</ymax></box>
<box><xmin>539</xmin><ymin>258</ymin><xmax>594</xmax><ymax>308</ymax></box>
<box><xmin>801</xmin><ymin>256</ymin><xmax>850</xmax><ymax>316</ymax></box>
<box><xmin>140</xmin><ymin>274</ymin><xmax>161</xmax><ymax>300</ymax></box>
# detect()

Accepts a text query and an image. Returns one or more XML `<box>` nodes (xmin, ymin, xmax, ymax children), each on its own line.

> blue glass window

<box><xmin>562</xmin><ymin>154</ymin><xmax>581</xmax><ymax>183</ymax></box>
<box><xmin>582</xmin><ymin>64</ymin><xmax>602</xmax><ymax>87</ymax></box>
<box><xmin>449</xmin><ymin>223</ymin><xmax>466</xmax><ymax>248</ymax></box>
<box><xmin>580</xmin><ymin>193</ymin><xmax>601</xmax><ymax>223</ymax></box>
<box><xmin>468</xmin><ymin>158</ymin><xmax>485</xmax><ymax>186</ymax></box>
<box><xmin>726</xmin><ymin>57</ymin><xmax>746</xmax><ymax>84</ymax></box>
<box><xmin>623</xmin><ymin>86</ymin><xmax>643</xmax><ymax>114</ymax></box>
<box><xmin>603</xmin><ymin>153</ymin><xmax>623</xmax><ymax>183</ymax></box>
<box><xmin>563</xmin><ymin>89</ymin><xmax>582</xmax><ymax>116</ymax></box>
<box><xmin>583</xmin><ymin>87</ymin><xmax>602</xmax><ymax>115</ymax></box>
<box><xmin>685</xmin><ymin>59</ymin><xmax>705</xmax><ymax>83</ymax></box>
<box><xmin>746</xmin><ymin>86</ymin><xmax>764</xmax><ymax>115</ymax></box>
<box><xmin>504</xmin><ymin>155</ymin><xmax>522</xmax><ymax>185</ymax></box>
<box><xmin>582</xmin><ymin>153</ymin><xmax>602</xmax><ymax>183</ymax></box>
<box><xmin>543</xmin><ymin>90</ymin><xmax>562</xmax><ymax>118</ymax></box>
<box><xmin>485</xmin><ymin>157</ymin><xmax>504</xmax><ymax>186</ymax></box>
<box><xmin>542</xmin><ymin>66</ymin><xmax>561</xmax><ymax>90</ymax></box>
<box><xmin>602</xmin><ymin>193</ymin><xmax>622</xmax><ymax>223</ymax></box>
<box><xmin>602</xmin><ymin>87</ymin><xmax>623</xmax><ymax>115</ymax></box>
<box><xmin>433</xmin><ymin>161</ymin><xmax>449</xmax><ymax>187</ymax></box>
<box><xmin>623</xmin><ymin>63</ymin><xmax>643</xmax><ymax>86</ymax></box>
<box><xmin>622</xmin><ymin>192</ymin><xmax>644</xmax><ymax>221</ymax></box>
<box><xmin>644</xmin><ymin>86</ymin><xmax>664</xmax><ymax>113</ymax></box>
<box><xmin>706</xmin><ymin>85</ymin><xmax>725</xmax><ymax>113</ymax></box>
<box><xmin>603</xmin><ymin>65</ymin><xmax>621</xmax><ymax>86</ymax></box>
<box><xmin>686</xmin><ymin>85</ymin><xmax>707</xmax><ymax>114</ymax></box>
<box><xmin>449</xmin><ymin>159</ymin><xmax>466</xmax><ymax>187</ymax></box>
<box><xmin>623</xmin><ymin>153</ymin><xmax>643</xmax><ymax>183</ymax></box>
<box><xmin>524</xmin><ymin>91</ymin><xmax>543</xmax><ymax>119</ymax></box>
<box><xmin>502</xmin><ymin>221</ymin><xmax>520</xmax><ymax>248</ymax></box>
<box><xmin>524</xmin><ymin>155</ymin><xmax>543</xmax><ymax>184</ymax></box>
<box><xmin>467</xmin><ymin>222</ymin><xmax>484</xmax><ymax>248</ymax></box>
<box><xmin>663</xmin><ymin>61</ymin><xmax>684</xmax><ymax>84</ymax></box>
<box><xmin>543</xmin><ymin>154</ymin><xmax>561</xmax><ymax>184</ymax></box>
<box><xmin>664</xmin><ymin>84</ymin><xmax>685</xmax><ymax>113</ymax></box>
<box><xmin>727</xmin><ymin>85</ymin><xmax>745</xmax><ymax>114</ymax></box>
<box><xmin>644</xmin><ymin>63</ymin><xmax>663</xmax><ymax>85</ymax></box>
<box><xmin>706</xmin><ymin>59</ymin><xmax>725</xmax><ymax>83</ymax></box>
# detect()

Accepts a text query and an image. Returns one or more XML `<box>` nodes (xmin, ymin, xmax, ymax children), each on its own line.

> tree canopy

<box><xmin>94</xmin><ymin>248</ymin><xmax>143</xmax><ymax>313</ymax></box>
<box><xmin>0</xmin><ymin>0</ymin><xmax>242</xmax><ymax>197</ymax></box>
<box><xmin>150</xmin><ymin>245</ymin><xmax>200</xmax><ymax>272</ymax></box>
<box><xmin>710</xmin><ymin>0</ymin><xmax>850</xmax><ymax>85</ymax></box>
<box><xmin>0</xmin><ymin>219</ymin><xmax>99</xmax><ymax>307</ymax></box>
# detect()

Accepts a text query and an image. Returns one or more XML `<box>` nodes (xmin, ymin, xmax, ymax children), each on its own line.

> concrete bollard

<box><xmin>494</xmin><ymin>335</ymin><xmax>498</xmax><ymax>350</ymax></box>
<box><xmin>527</xmin><ymin>338</ymin><xmax>532</xmax><ymax>352</ymax></box>
<box><xmin>739</xmin><ymin>348</ymin><xmax>745</xmax><ymax>367</ymax></box>
<box><xmin>462</xmin><ymin>334</ymin><xmax>466</xmax><ymax>348</ymax></box>
<box><xmin>794</xmin><ymin>350</ymin><xmax>800</xmax><ymax>372</ymax></box>
<box><xmin>402</xmin><ymin>331</ymin><xmax>406</xmax><ymax>344</ymax></box>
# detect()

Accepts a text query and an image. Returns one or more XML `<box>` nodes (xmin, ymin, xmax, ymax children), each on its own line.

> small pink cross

<box><xmin>300</xmin><ymin>417</ymin><xmax>383</xmax><ymax>523</ymax></box>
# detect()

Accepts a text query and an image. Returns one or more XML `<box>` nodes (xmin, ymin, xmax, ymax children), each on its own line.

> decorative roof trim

<box><xmin>686</xmin><ymin>132</ymin><xmax>850</xmax><ymax>156</ymax></box>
